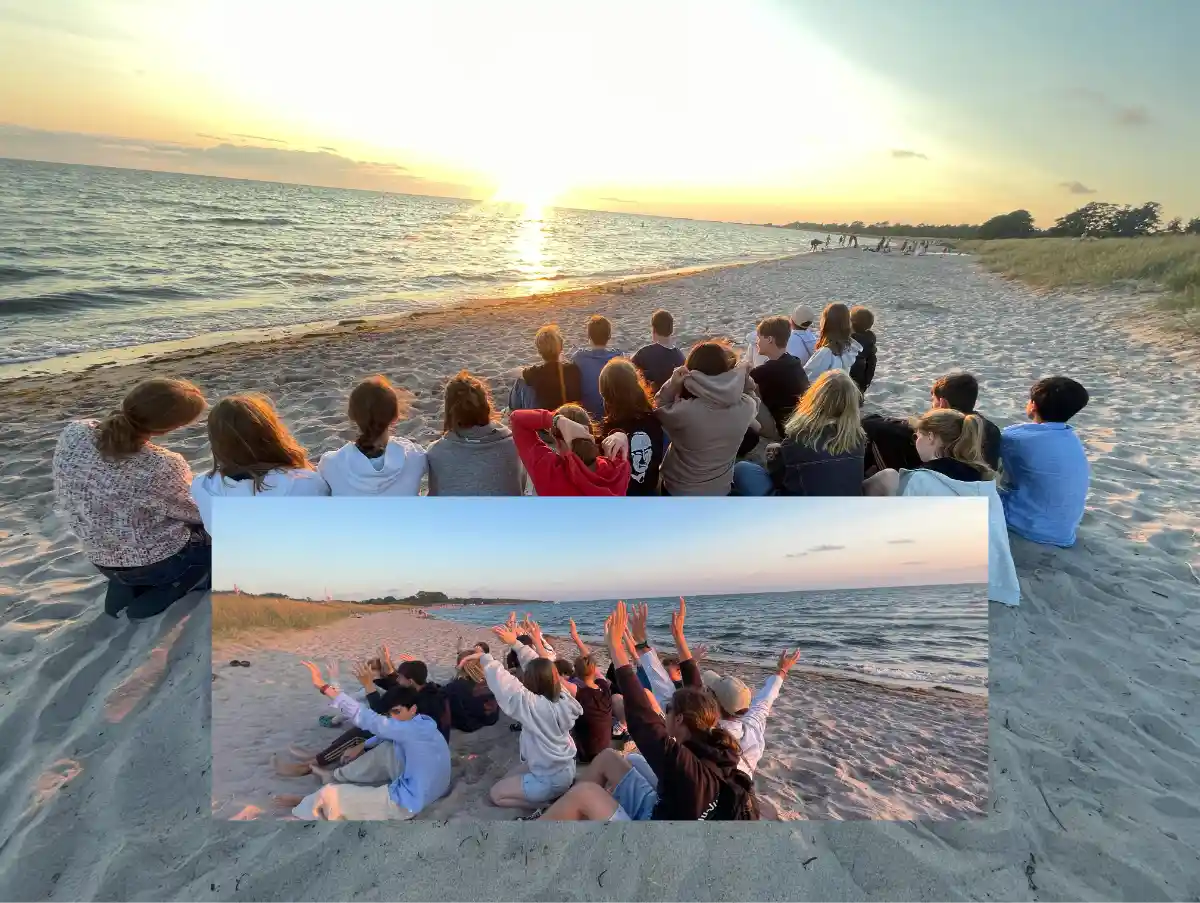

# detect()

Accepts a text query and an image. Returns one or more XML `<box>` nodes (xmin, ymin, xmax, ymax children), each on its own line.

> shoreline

<box><xmin>0</xmin><ymin>248</ymin><xmax>830</xmax><ymax>383</ymax></box>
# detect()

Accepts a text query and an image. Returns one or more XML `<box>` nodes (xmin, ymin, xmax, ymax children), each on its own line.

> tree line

<box><xmin>778</xmin><ymin>202</ymin><xmax>1200</xmax><ymax>242</ymax></box>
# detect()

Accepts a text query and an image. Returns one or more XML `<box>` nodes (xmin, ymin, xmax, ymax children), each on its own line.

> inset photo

<box><xmin>211</xmin><ymin>497</ymin><xmax>989</xmax><ymax>822</ymax></box>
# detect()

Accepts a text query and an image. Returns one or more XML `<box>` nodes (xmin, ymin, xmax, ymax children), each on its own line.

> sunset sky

<box><xmin>1</xmin><ymin>0</ymin><xmax>1194</xmax><ymax>226</ymax></box>
<box><xmin>212</xmin><ymin>498</ymin><xmax>989</xmax><ymax>601</ymax></box>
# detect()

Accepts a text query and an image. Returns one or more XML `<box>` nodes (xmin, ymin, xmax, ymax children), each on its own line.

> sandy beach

<box><xmin>211</xmin><ymin>607</ymin><xmax>988</xmax><ymax>823</ymax></box>
<box><xmin>0</xmin><ymin>249</ymin><xmax>1197</xmax><ymax>899</ymax></box>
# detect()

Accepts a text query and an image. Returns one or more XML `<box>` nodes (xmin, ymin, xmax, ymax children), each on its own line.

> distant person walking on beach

<box><xmin>631</xmin><ymin>309</ymin><xmax>685</xmax><ymax>393</ymax></box>
<box><xmin>52</xmin><ymin>378</ymin><xmax>211</xmax><ymax>619</ymax></box>
<box><xmin>849</xmin><ymin>234</ymin><xmax>858</xmax><ymax>248</ymax></box>
<box><xmin>426</xmin><ymin>371</ymin><xmax>524</xmax><ymax>496</ymax></box>
<box><xmin>999</xmin><ymin>377</ymin><xmax>1091</xmax><ymax>547</ymax></box>
<box><xmin>318</xmin><ymin>375</ymin><xmax>426</xmax><ymax>496</ymax></box>
<box><xmin>510</xmin><ymin>324</ymin><xmax>583</xmax><ymax>411</ymax></box>
<box><xmin>809</xmin><ymin>238</ymin><xmax>822</xmax><ymax>252</ymax></box>
<box><xmin>191</xmin><ymin>393</ymin><xmax>330</xmax><ymax>532</ymax></box>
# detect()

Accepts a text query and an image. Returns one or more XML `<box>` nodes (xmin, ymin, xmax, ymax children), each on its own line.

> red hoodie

<box><xmin>510</xmin><ymin>409</ymin><xmax>631</xmax><ymax>497</ymax></box>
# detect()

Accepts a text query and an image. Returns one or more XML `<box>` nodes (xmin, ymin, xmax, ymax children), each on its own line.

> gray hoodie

<box><xmin>426</xmin><ymin>424</ymin><xmax>525</xmax><ymax>496</ymax></box>
<box><xmin>655</xmin><ymin>367</ymin><xmax>759</xmax><ymax>495</ymax></box>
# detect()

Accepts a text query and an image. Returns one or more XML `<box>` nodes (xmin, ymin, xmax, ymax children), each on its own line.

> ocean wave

<box><xmin>0</xmin><ymin>265</ymin><xmax>64</xmax><ymax>284</ymax></box>
<box><xmin>175</xmin><ymin>216</ymin><xmax>295</xmax><ymax>227</ymax></box>
<box><xmin>0</xmin><ymin>285</ymin><xmax>199</xmax><ymax>315</ymax></box>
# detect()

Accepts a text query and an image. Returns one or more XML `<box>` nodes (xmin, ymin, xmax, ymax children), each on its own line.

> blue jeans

<box><xmin>96</xmin><ymin>530</ymin><xmax>212</xmax><ymax>620</ymax></box>
<box><xmin>732</xmin><ymin>461</ymin><xmax>775</xmax><ymax>496</ymax></box>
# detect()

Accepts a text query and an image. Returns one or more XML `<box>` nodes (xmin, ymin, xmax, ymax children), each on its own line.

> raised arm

<box><xmin>568</xmin><ymin>619</ymin><xmax>591</xmax><ymax>656</ymax></box>
<box><xmin>509</xmin><ymin>409</ymin><xmax>559</xmax><ymax>475</ymax></box>
<box><xmin>630</xmin><ymin>601</ymin><xmax>675</xmax><ymax>711</ymax></box>
<box><xmin>671</xmin><ymin>596</ymin><xmax>694</xmax><ymax>665</ymax></box>
<box><xmin>606</xmin><ymin>603</ymin><xmax>672</xmax><ymax>775</ymax></box>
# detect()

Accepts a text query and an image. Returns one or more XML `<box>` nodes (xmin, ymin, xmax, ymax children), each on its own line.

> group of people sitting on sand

<box><xmin>281</xmin><ymin>598</ymin><xmax>799</xmax><ymax>821</ymax></box>
<box><xmin>51</xmin><ymin>301</ymin><xmax>1090</xmax><ymax>616</ymax></box>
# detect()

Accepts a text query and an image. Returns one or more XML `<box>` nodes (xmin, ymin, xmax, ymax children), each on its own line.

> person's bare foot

<box><xmin>272</xmin><ymin>754</ymin><xmax>313</xmax><ymax>777</ymax></box>
<box><xmin>311</xmin><ymin>764</ymin><xmax>336</xmax><ymax>784</ymax></box>
<box><xmin>272</xmin><ymin>793</ymin><xmax>305</xmax><ymax>809</ymax></box>
<box><xmin>288</xmin><ymin>744</ymin><xmax>318</xmax><ymax>760</ymax></box>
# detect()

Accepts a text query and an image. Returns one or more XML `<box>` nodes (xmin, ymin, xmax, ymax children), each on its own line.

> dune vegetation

<box><xmin>959</xmin><ymin>235</ymin><xmax>1200</xmax><ymax>315</ymax></box>
<box><xmin>211</xmin><ymin>593</ymin><xmax>403</xmax><ymax>637</ymax></box>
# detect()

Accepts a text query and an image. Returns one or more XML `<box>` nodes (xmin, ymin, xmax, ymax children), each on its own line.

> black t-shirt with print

<box><xmin>602</xmin><ymin>414</ymin><xmax>665</xmax><ymax>496</ymax></box>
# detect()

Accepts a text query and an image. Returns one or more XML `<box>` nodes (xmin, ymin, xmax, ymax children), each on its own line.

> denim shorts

<box><xmin>522</xmin><ymin>764</ymin><xmax>575</xmax><ymax>804</ymax></box>
<box><xmin>610</xmin><ymin>765</ymin><xmax>658</xmax><ymax>821</ymax></box>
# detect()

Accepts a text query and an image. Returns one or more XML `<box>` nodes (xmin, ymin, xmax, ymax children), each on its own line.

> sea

<box><xmin>437</xmin><ymin>583</ymin><xmax>989</xmax><ymax>693</ymax></box>
<box><xmin>0</xmin><ymin>157</ymin><xmax>827</xmax><ymax>368</ymax></box>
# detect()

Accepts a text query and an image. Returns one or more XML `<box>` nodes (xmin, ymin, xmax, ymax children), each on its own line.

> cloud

<box><xmin>785</xmin><ymin>544</ymin><xmax>846</xmax><ymax>558</ymax></box>
<box><xmin>196</xmin><ymin>133</ymin><xmax>226</xmax><ymax>141</ymax></box>
<box><xmin>1059</xmin><ymin>180</ymin><xmax>1097</xmax><ymax>195</ymax></box>
<box><xmin>887</xmin><ymin>539</ymin><xmax>916</xmax><ymax>545</ymax></box>
<box><xmin>900</xmin><ymin>560</ymin><xmax>929</xmax><ymax>566</ymax></box>
<box><xmin>0</xmin><ymin>125</ymin><xmax>481</xmax><ymax>199</ymax></box>
<box><xmin>318</xmin><ymin>146</ymin><xmax>338</xmax><ymax>153</ymax></box>
<box><xmin>233</xmin><ymin>133</ymin><xmax>289</xmax><ymax>145</ymax></box>
<box><xmin>1067</xmin><ymin>88</ymin><xmax>1151</xmax><ymax>128</ymax></box>
<box><xmin>890</xmin><ymin>149</ymin><xmax>928</xmax><ymax>160</ymax></box>
<box><xmin>600</xmin><ymin>196</ymin><xmax>637</xmax><ymax>204</ymax></box>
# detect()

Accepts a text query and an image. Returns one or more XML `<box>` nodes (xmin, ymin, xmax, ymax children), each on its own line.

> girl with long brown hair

<box><xmin>318</xmin><ymin>375</ymin><xmax>427</xmax><ymax>496</ymax></box>
<box><xmin>53</xmin><ymin>377</ymin><xmax>211</xmax><ymax>619</ymax></box>
<box><xmin>733</xmin><ymin>370</ymin><xmax>867</xmax><ymax>496</ymax></box>
<box><xmin>458</xmin><ymin>617</ymin><xmax>582</xmax><ymax>814</ymax></box>
<box><xmin>598</xmin><ymin>358</ymin><xmax>664</xmax><ymax>496</ymax></box>
<box><xmin>509</xmin><ymin>403</ymin><xmax>631</xmax><ymax>497</ymax></box>
<box><xmin>190</xmin><ymin>393</ymin><xmax>329</xmax><ymax>531</ymax></box>
<box><xmin>539</xmin><ymin>599</ymin><xmax>759</xmax><ymax>821</ymax></box>
<box><xmin>803</xmin><ymin>302</ymin><xmax>862</xmax><ymax>381</ymax></box>
<box><xmin>426</xmin><ymin>370</ymin><xmax>523</xmax><ymax>496</ymax></box>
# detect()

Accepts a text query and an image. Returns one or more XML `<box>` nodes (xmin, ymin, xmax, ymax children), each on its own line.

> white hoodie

<box><xmin>901</xmin><ymin>469</ymin><xmax>1021</xmax><ymax>606</ymax></box>
<box><xmin>804</xmin><ymin>339</ymin><xmax>863</xmax><ymax>382</ymax></box>
<box><xmin>317</xmin><ymin>438</ymin><xmax>427</xmax><ymax>497</ymax></box>
<box><xmin>718</xmin><ymin>674</ymin><xmax>783</xmax><ymax>777</ymax></box>
<box><xmin>190</xmin><ymin>468</ymin><xmax>330</xmax><ymax>533</ymax></box>
<box><xmin>481</xmin><ymin>647</ymin><xmax>582</xmax><ymax>776</ymax></box>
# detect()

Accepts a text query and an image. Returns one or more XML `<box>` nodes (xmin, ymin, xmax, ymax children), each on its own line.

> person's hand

<box><xmin>379</xmin><ymin>644</ymin><xmax>394</xmax><ymax>674</ymax></box>
<box><xmin>554</xmin><ymin>416</ymin><xmax>592</xmax><ymax>444</ymax></box>
<box><xmin>459</xmin><ymin>650</ymin><xmax>484</xmax><ymax>663</ymax></box>
<box><xmin>340</xmin><ymin>745</ymin><xmax>365</xmax><ymax>764</ymax></box>
<box><xmin>629</xmin><ymin>602</ymin><xmax>650</xmax><ymax>645</ymax></box>
<box><xmin>602</xmin><ymin>432</ymin><xmax>629</xmax><ymax>461</ymax></box>
<box><xmin>354</xmin><ymin>660</ymin><xmax>380</xmax><ymax>689</ymax></box>
<box><xmin>569</xmin><ymin>619</ymin><xmax>582</xmax><ymax>643</ymax></box>
<box><xmin>671</xmin><ymin>597</ymin><xmax>687</xmax><ymax>638</ymax></box>
<box><xmin>777</xmin><ymin>648</ymin><xmax>801</xmax><ymax>676</ymax></box>
<box><xmin>670</xmin><ymin>365</ymin><xmax>689</xmax><ymax>386</ymax></box>
<box><xmin>301</xmin><ymin>660</ymin><xmax>326</xmax><ymax>690</ymax></box>
<box><xmin>493</xmin><ymin>624</ymin><xmax>519</xmax><ymax>645</ymax></box>
<box><xmin>694</xmin><ymin>642</ymin><xmax>710</xmax><ymax>661</ymax></box>
<box><xmin>607</xmin><ymin>601</ymin><xmax>628</xmax><ymax>647</ymax></box>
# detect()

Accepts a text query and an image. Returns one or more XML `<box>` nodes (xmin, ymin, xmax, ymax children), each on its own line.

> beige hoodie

<box><xmin>654</xmin><ymin>367</ymin><xmax>758</xmax><ymax>495</ymax></box>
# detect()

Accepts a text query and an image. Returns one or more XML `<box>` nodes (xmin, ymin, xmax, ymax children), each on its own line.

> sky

<box><xmin>212</xmin><ymin>497</ymin><xmax>989</xmax><ymax>601</ymax></box>
<box><xmin>1</xmin><ymin>0</ymin><xmax>1194</xmax><ymax>226</ymax></box>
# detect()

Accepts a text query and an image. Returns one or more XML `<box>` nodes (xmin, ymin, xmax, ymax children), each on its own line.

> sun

<box><xmin>487</xmin><ymin>158</ymin><xmax>569</xmax><ymax>219</ymax></box>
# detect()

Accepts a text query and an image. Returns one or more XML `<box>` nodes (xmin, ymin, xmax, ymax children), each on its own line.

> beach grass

<box><xmin>212</xmin><ymin>593</ymin><xmax>404</xmax><ymax>637</ymax></box>
<box><xmin>960</xmin><ymin>236</ymin><xmax>1200</xmax><ymax>315</ymax></box>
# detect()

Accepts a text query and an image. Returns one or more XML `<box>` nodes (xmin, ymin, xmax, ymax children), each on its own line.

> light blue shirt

<box><xmin>331</xmin><ymin>694</ymin><xmax>451</xmax><ymax>814</ymax></box>
<box><xmin>786</xmin><ymin>329</ymin><xmax>817</xmax><ymax>365</ymax></box>
<box><xmin>999</xmin><ymin>422</ymin><xmax>1089</xmax><ymax>547</ymax></box>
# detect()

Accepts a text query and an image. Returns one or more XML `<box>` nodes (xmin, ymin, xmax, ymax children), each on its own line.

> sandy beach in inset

<box><xmin>211</xmin><ymin>607</ymin><xmax>988</xmax><ymax>823</ymax></box>
<box><xmin>0</xmin><ymin>250</ymin><xmax>1197</xmax><ymax>899</ymax></box>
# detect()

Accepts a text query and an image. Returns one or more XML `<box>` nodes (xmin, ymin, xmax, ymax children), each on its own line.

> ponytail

<box><xmin>951</xmin><ymin>414</ymin><xmax>990</xmax><ymax>476</ymax></box>
<box><xmin>348</xmin><ymin>375</ymin><xmax>403</xmax><ymax>456</ymax></box>
<box><xmin>706</xmin><ymin>725</ymin><xmax>744</xmax><ymax>757</ymax></box>
<box><xmin>95</xmin><ymin>378</ymin><xmax>206</xmax><ymax>461</ymax></box>
<box><xmin>553</xmin><ymin>403</ymin><xmax>600</xmax><ymax>469</ymax></box>
<box><xmin>912</xmin><ymin>409</ymin><xmax>993</xmax><ymax>478</ymax></box>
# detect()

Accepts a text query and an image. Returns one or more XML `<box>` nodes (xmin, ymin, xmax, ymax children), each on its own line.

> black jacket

<box><xmin>615</xmin><ymin>659</ymin><xmax>758</xmax><ymax>820</ymax></box>
<box><xmin>445</xmin><ymin>677</ymin><xmax>500</xmax><ymax>733</ymax></box>
<box><xmin>750</xmin><ymin>353</ymin><xmax>810</xmax><ymax>434</ymax></box>
<box><xmin>570</xmin><ymin>677</ymin><xmax>614</xmax><ymax>762</ymax></box>
<box><xmin>849</xmin><ymin>330</ymin><xmax>877</xmax><ymax>394</ymax></box>
<box><xmin>862</xmin><ymin>412</ymin><xmax>1001</xmax><ymax>473</ymax></box>
<box><xmin>766</xmin><ymin>427</ymin><xmax>866</xmax><ymax>496</ymax></box>
<box><xmin>522</xmin><ymin>361</ymin><xmax>583</xmax><ymax>410</ymax></box>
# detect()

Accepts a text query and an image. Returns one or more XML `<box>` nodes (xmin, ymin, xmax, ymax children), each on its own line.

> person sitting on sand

<box><xmin>538</xmin><ymin>600</ymin><xmax>759</xmax><ymax>821</ymax></box>
<box><xmin>510</xmin><ymin>324</ymin><xmax>583</xmax><ymax>412</ymax></box>
<box><xmin>702</xmin><ymin>649</ymin><xmax>800</xmax><ymax>777</ymax></box>
<box><xmin>291</xmin><ymin>661</ymin><xmax>451</xmax><ymax>820</ymax></box>
<box><xmin>803</xmin><ymin>303</ymin><xmax>862</xmax><ymax>382</ymax></box>
<box><xmin>733</xmin><ymin>370</ymin><xmax>867</xmax><ymax>497</ymax></box>
<box><xmin>510</xmin><ymin>404</ymin><xmax>631</xmax><ymax>497</ymax></box>
<box><xmin>863</xmin><ymin>409</ymin><xmax>1020</xmax><ymax>606</ymax></box>
<box><xmin>848</xmin><ymin>306</ymin><xmax>877</xmax><ymax>395</ymax></box>
<box><xmin>568</xmin><ymin>654</ymin><xmax>615</xmax><ymax>764</ymax></box>
<box><xmin>427</xmin><ymin>371</ymin><xmax>524</xmax><ymax>496</ymax></box>
<box><xmin>318</xmin><ymin>375</ymin><xmax>426</xmax><ymax>496</ymax></box>
<box><xmin>863</xmin><ymin>372</ymin><xmax>1002</xmax><ymax>474</ymax></box>
<box><xmin>571</xmin><ymin>315</ymin><xmax>624</xmax><ymax>420</ymax></box>
<box><xmin>445</xmin><ymin>650</ymin><xmax>500</xmax><ymax>733</ymax></box>
<box><xmin>190</xmin><ymin>393</ymin><xmax>329</xmax><ymax>531</ymax></box>
<box><xmin>787</xmin><ymin>305</ymin><xmax>819</xmax><ymax>365</ymax></box>
<box><xmin>599</xmin><ymin>359</ymin><xmax>665</xmax><ymax>496</ymax></box>
<box><xmin>385</xmin><ymin>657</ymin><xmax>453</xmax><ymax>742</ymax></box>
<box><xmin>999</xmin><ymin>376</ymin><xmax>1091</xmax><ymax>548</ymax></box>
<box><xmin>748</xmin><ymin>315</ymin><xmax>810</xmax><ymax>441</ymax></box>
<box><xmin>464</xmin><ymin>619</ymin><xmax>582</xmax><ymax>814</ymax></box>
<box><xmin>632</xmin><ymin>309</ymin><xmax>686</xmax><ymax>393</ymax></box>
<box><xmin>52</xmin><ymin>377</ymin><xmax>211</xmax><ymax>619</ymax></box>
<box><xmin>654</xmin><ymin>341</ymin><xmax>758</xmax><ymax>496</ymax></box>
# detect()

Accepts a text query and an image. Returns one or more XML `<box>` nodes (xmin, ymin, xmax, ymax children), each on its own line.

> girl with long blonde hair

<box><xmin>732</xmin><ymin>370</ymin><xmax>867</xmax><ymax>496</ymax></box>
